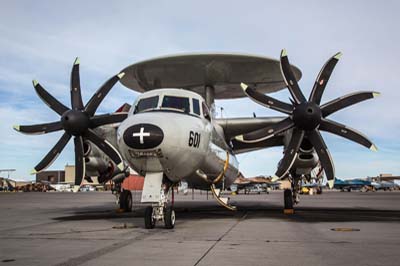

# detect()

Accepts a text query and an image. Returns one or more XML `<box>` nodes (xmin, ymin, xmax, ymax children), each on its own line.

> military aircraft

<box><xmin>13</xmin><ymin>50</ymin><xmax>379</xmax><ymax>229</ymax></box>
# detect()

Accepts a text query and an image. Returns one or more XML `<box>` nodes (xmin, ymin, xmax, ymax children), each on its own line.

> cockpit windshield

<box><xmin>161</xmin><ymin>96</ymin><xmax>190</xmax><ymax>113</ymax></box>
<box><xmin>134</xmin><ymin>96</ymin><xmax>159</xmax><ymax>113</ymax></box>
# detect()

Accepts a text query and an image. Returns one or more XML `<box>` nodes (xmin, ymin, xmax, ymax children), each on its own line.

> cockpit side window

<box><xmin>192</xmin><ymin>98</ymin><xmax>200</xmax><ymax>115</ymax></box>
<box><xmin>162</xmin><ymin>96</ymin><xmax>190</xmax><ymax>113</ymax></box>
<box><xmin>134</xmin><ymin>96</ymin><xmax>159</xmax><ymax>114</ymax></box>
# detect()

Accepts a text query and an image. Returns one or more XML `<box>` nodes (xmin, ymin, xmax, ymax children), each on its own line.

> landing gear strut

<box><xmin>284</xmin><ymin>189</ymin><xmax>293</xmax><ymax>209</ymax></box>
<box><xmin>284</xmin><ymin>173</ymin><xmax>302</xmax><ymax>213</ymax></box>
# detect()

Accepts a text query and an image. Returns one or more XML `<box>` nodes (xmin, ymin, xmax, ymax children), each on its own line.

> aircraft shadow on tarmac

<box><xmin>53</xmin><ymin>201</ymin><xmax>400</xmax><ymax>224</ymax></box>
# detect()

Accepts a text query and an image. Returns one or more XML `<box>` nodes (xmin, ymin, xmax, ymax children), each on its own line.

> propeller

<box><xmin>239</xmin><ymin>50</ymin><xmax>379</xmax><ymax>188</ymax></box>
<box><xmin>13</xmin><ymin>58</ymin><xmax>128</xmax><ymax>186</ymax></box>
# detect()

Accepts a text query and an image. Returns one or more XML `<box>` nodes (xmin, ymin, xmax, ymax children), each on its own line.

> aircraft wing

<box><xmin>215</xmin><ymin>116</ymin><xmax>286</xmax><ymax>140</ymax></box>
<box><xmin>215</xmin><ymin>116</ymin><xmax>285</xmax><ymax>154</ymax></box>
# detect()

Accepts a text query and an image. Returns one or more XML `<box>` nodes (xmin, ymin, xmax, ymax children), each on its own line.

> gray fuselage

<box><xmin>117</xmin><ymin>89</ymin><xmax>239</xmax><ymax>189</ymax></box>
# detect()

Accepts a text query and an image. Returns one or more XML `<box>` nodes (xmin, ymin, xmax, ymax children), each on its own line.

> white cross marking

<box><xmin>132</xmin><ymin>127</ymin><xmax>150</xmax><ymax>144</ymax></box>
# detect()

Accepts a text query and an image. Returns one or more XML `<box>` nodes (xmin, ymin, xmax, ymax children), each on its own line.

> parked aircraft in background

<box><xmin>334</xmin><ymin>178</ymin><xmax>372</xmax><ymax>192</ymax></box>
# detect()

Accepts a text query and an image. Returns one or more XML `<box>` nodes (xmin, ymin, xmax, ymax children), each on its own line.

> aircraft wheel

<box><xmin>144</xmin><ymin>206</ymin><xmax>155</xmax><ymax>229</ymax></box>
<box><xmin>164</xmin><ymin>206</ymin><xmax>175</xmax><ymax>229</ymax></box>
<box><xmin>284</xmin><ymin>189</ymin><xmax>293</xmax><ymax>209</ymax></box>
<box><xmin>119</xmin><ymin>190</ymin><xmax>132</xmax><ymax>212</ymax></box>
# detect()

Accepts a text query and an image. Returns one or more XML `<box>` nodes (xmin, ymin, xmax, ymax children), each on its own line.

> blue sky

<box><xmin>0</xmin><ymin>0</ymin><xmax>399</xmax><ymax>180</ymax></box>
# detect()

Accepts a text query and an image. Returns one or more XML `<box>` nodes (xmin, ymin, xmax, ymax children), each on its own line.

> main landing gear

<box><xmin>284</xmin><ymin>173</ymin><xmax>301</xmax><ymax>214</ymax></box>
<box><xmin>119</xmin><ymin>189</ymin><xmax>132</xmax><ymax>212</ymax></box>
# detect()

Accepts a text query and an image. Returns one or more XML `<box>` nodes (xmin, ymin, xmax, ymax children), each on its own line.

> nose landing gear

<box><xmin>144</xmin><ymin>190</ymin><xmax>176</xmax><ymax>229</ymax></box>
<box><xmin>142</xmin><ymin>172</ymin><xmax>176</xmax><ymax>229</ymax></box>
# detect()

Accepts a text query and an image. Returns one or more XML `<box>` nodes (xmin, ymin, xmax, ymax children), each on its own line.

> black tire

<box><xmin>119</xmin><ymin>190</ymin><xmax>132</xmax><ymax>212</ymax></box>
<box><xmin>164</xmin><ymin>206</ymin><xmax>175</xmax><ymax>229</ymax></box>
<box><xmin>284</xmin><ymin>189</ymin><xmax>293</xmax><ymax>209</ymax></box>
<box><xmin>144</xmin><ymin>206</ymin><xmax>155</xmax><ymax>229</ymax></box>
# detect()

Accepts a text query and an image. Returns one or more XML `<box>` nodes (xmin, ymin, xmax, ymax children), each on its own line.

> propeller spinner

<box><xmin>239</xmin><ymin>50</ymin><xmax>379</xmax><ymax>188</ymax></box>
<box><xmin>13</xmin><ymin>58</ymin><xmax>127</xmax><ymax>186</ymax></box>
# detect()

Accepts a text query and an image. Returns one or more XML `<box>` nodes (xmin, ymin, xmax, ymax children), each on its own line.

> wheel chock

<box><xmin>283</xmin><ymin>208</ymin><xmax>294</xmax><ymax>214</ymax></box>
<box><xmin>116</xmin><ymin>208</ymin><xmax>125</xmax><ymax>213</ymax></box>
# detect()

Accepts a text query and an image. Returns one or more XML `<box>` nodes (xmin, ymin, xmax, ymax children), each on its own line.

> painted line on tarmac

<box><xmin>193</xmin><ymin>211</ymin><xmax>248</xmax><ymax>266</ymax></box>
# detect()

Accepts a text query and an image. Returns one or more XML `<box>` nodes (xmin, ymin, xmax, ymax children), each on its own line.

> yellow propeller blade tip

<box><xmin>373</xmin><ymin>92</ymin><xmax>381</xmax><ymax>98</ymax></box>
<box><xmin>30</xmin><ymin>169</ymin><xmax>37</xmax><ymax>175</ymax></box>
<box><xmin>271</xmin><ymin>175</ymin><xmax>280</xmax><ymax>182</ymax></box>
<box><xmin>117</xmin><ymin>72</ymin><xmax>125</xmax><ymax>79</ymax></box>
<box><xmin>32</xmin><ymin>80</ymin><xmax>39</xmax><ymax>87</ymax></box>
<box><xmin>13</xmin><ymin>125</ymin><xmax>20</xmax><ymax>131</ymax></box>
<box><xmin>334</xmin><ymin>52</ymin><xmax>343</xmax><ymax>60</ymax></box>
<box><xmin>72</xmin><ymin>185</ymin><xmax>80</xmax><ymax>193</ymax></box>
<box><xmin>235</xmin><ymin>135</ymin><xmax>244</xmax><ymax>141</ymax></box>
<box><xmin>74</xmin><ymin>57</ymin><xmax>80</xmax><ymax>65</ymax></box>
<box><xmin>281</xmin><ymin>49</ymin><xmax>287</xmax><ymax>57</ymax></box>
<box><xmin>328</xmin><ymin>179</ymin><xmax>335</xmax><ymax>189</ymax></box>
<box><xmin>117</xmin><ymin>163</ymin><xmax>124</xmax><ymax>171</ymax></box>
<box><xmin>370</xmin><ymin>144</ymin><xmax>378</xmax><ymax>152</ymax></box>
<box><xmin>240</xmin><ymin>83</ymin><xmax>248</xmax><ymax>91</ymax></box>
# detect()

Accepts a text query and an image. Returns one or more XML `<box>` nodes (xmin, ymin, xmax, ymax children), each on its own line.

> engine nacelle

<box><xmin>291</xmin><ymin>138</ymin><xmax>318</xmax><ymax>175</ymax></box>
<box><xmin>84</xmin><ymin>141</ymin><xmax>121</xmax><ymax>183</ymax></box>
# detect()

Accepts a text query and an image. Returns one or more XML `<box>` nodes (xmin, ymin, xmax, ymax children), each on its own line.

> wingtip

<box><xmin>370</xmin><ymin>144</ymin><xmax>378</xmax><ymax>152</ymax></box>
<box><xmin>32</xmin><ymin>80</ymin><xmax>39</xmax><ymax>87</ymax></box>
<box><xmin>74</xmin><ymin>57</ymin><xmax>80</xmax><ymax>65</ymax></box>
<box><xmin>117</xmin><ymin>72</ymin><xmax>125</xmax><ymax>79</ymax></box>
<box><xmin>334</xmin><ymin>52</ymin><xmax>343</xmax><ymax>60</ymax></box>
<box><xmin>13</xmin><ymin>125</ymin><xmax>20</xmax><ymax>131</ymax></box>
<box><xmin>281</xmin><ymin>49</ymin><xmax>287</xmax><ymax>57</ymax></box>
<box><xmin>328</xmin><ymin>179</ymin><xmax>335</xmax><ymax>189</ymax></box>
<box><xmin>240</xmin><ymin>82</ymin><xmax>248</xmax><ymax>91</ymax></box>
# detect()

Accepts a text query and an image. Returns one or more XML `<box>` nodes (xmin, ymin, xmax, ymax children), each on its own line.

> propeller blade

<box><xmin>309</xmin><ymin>52</ymin><xmax>342</xmax><ymax>104</ymax></box>
<box><xmin>279</xmin><ymin>49</ymin><xmax>306</xmax><ymax>104</ymax></box>
<box><xmin>236</xmin><ymin>117</ymin><xmax>294</xmax><ymax>143</ymax></box>
<box><xmin>33</xmin><ymin>80</ymin><xmax>69</xmax><ymax>116</ymax></box>
<box><xmin>84</xmin><ymin>129</ymin><xmax>124</xmax><ymax>170</ymax></box>
<box><xmin>32</xmin><ymin>132</ymin><xmax>71</xmax><ymax>174</ymax></box>
<box><xmin>90</xmin><ymin>112</ymin><xmax>128</xmax><ymax>128</ymax></box>
<box><xmin>321</xmin><ymin>91</ymin><xmax>380</xmax><ymax>117</ymax></box>
<box><xmin>307</xmin><ymin>130</ymin><xmax>335</xmax><ymax>188</ymax></box>
<box><xmin>70</xmin><ymin>58</ymin><xmax>84</xmax><ymax>110</ymax></box>
<box><xmin>13</xmin><ymin>121</ymin><xmax>62</xmax><ymax>135</ymax></box>
<box><xmin>85</xmin><ymin>72</ymin><xmax>126</xmax><ymax>116</ymax></box>
<box><xmin>74</xmin><ymin>136</ymin><xmax>85</xmax><ymax>186</ymax></box>
<box><xmin>319</xmin><ymin>119</ymin><xmax>377</xmax><ymax>151</ymax></box>
<box><xmin>275</xmin><ymin>128</ymin><xmax>305</xmax><ymax>178</ymax></box>
<box><xmin>240</xmin><ymin>83</ymin><xmax>293</xmax><ymax>114</ymax></box>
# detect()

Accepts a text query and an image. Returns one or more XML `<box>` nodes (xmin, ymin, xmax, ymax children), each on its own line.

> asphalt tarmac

<box><xmin>0</xmin><ymin>190</ymin><xmax>400</xmax><ymax>266</ymax></box>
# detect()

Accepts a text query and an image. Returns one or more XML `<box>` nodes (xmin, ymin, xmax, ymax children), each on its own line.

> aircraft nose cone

<box><xmin>123</xmin><ymin>124</ymin><xmax>164</xmax><ymax>149</ymax></box>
